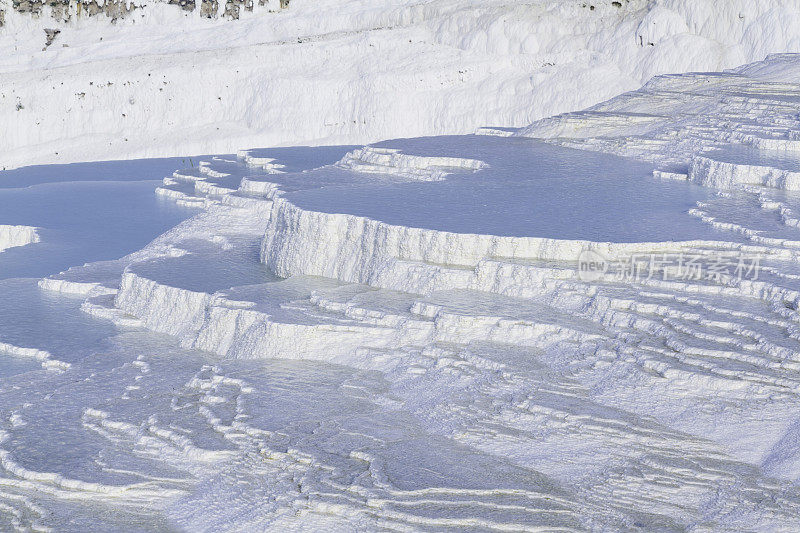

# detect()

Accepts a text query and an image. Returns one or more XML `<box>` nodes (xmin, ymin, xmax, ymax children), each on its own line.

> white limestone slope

<box><xmin>517</xmin><ymin>53</ymin><xmax>800</xmax><ymax>188</ymax></box>
<box><xmin>30</xmin><ymin>54</ymin><xmax>800</xmax><ymax>529</ymax></box>
<box><xmin>4</xmin><ymin>0</ymin><xmax>800</xmax><ymax>169</ymax></box>
<box><xmin>0</xmin><ymin>226</ymin><xmax>38</xmax><ymax>253</ymax></box>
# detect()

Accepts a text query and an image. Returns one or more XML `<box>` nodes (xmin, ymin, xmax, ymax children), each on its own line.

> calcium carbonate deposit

<box><xmin>0</xmin><ymin>52</ymin><xmax>796</xmax><ymax>530</ymax></box>
<box><xmin>4</xmin><ymin>0</ymin><xmax>800</xmax><ymax>169</ymax></box>
<box><xmin>0</xmin><ymin>225</ymin><xmax>38</xmax><ymax>253</ymax></box>
<box><xmin>5</xmin><ymin>0</ymin><xmax>800</xmax><ymax>528</ymax></box>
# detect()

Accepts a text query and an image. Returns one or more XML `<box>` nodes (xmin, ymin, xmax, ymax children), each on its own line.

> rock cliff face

<box><xmin>12</xmin><ymin>0</ymin><xmax>135</xmax><ymax>22</ymax></box>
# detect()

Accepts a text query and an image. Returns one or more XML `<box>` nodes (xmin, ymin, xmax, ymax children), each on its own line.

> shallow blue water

<box><xmin>287</xmin><ymin>136</ymin><xmax>732</xmax><ymax>243</ymax></box>
<box><xmin>0</xmin><ymin>279</ymin><xmax>119</xmax><ymax>367</ymax></box>
<box><xmin>0</xmin><ymin>350</ymin><xmax>40</xmax><ymax>378</ymax></box>
<box><xmin>708</xmin><ymin>145</ymin><xmax>800</xmax><ymax>171</ymax></box>
<box><xmin>0</xmin><ymin>162</ymin><xmax>198</xmax><ymax>281</ymax></box>
<box><xmin>0</xmin><ymin>157</ymin><xmax>204</xmax><ymax>189</ymax></box>
<box><xmin>0</xmin><ymin>158</ymin><xmax>198</xmax><ymax>375</ymax></box>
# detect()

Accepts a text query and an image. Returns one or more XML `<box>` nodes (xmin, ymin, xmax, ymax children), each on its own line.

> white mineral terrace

<box><xmin>12</xmin><ymin>53</ymin><xmax>797</xmax><ymax>530</ymax></box>
<box><xmin>0</xmin><ymin>226</ymin><xmax>38</xmax><ymax>254</ymax></box>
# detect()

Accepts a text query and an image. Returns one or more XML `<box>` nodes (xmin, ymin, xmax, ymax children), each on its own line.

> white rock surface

<box><xmin>0</xmin><ymin>225</ymin><xmax>39</xmax><ymax>253</ymax></box>
<box><xmin>4</xmin><ymin>0</ymin><xmax>800</xmax><ymax>169</ymax></box>
<box><xmin>14</xmin><ymin>53</ymin><xmax>800</xmax><ymax>531</ymax></box>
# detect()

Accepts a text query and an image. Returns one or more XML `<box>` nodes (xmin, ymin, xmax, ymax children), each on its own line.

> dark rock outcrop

<box><xmin>5</xmin><ymin>0</ymin><xmax>287</xmax><ymax>25</ymax></box>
